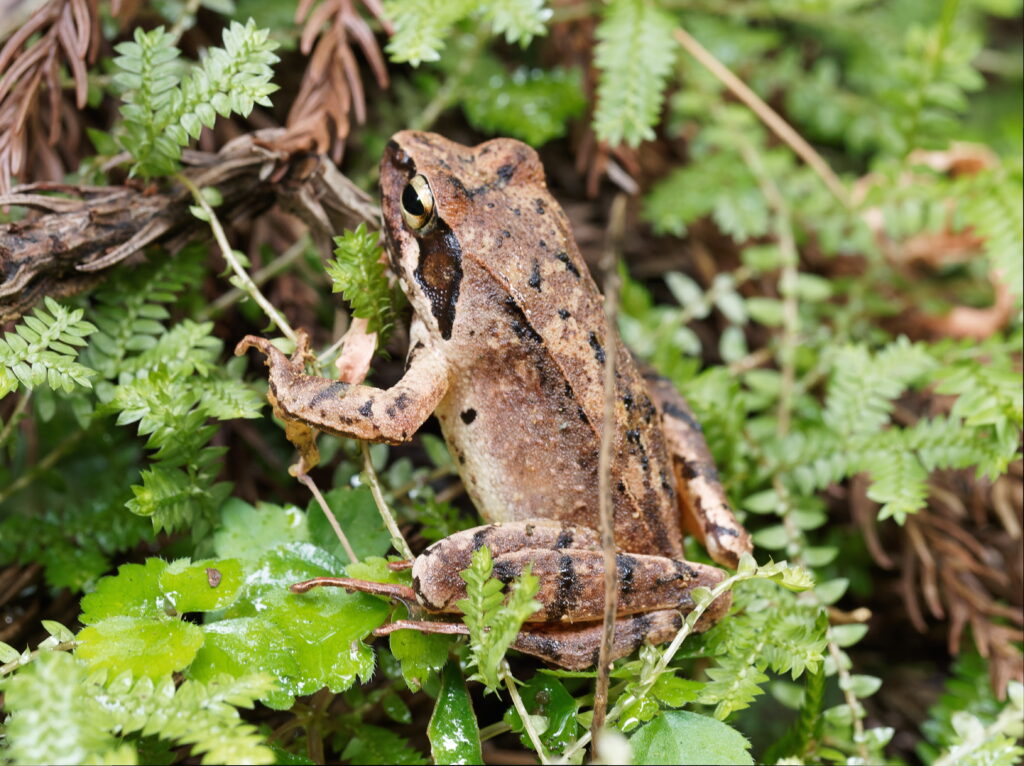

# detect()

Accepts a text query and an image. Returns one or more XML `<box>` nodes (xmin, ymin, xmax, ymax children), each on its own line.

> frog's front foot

<box><xmin>235</xmin><ymin>329</ymin><xmax>313</xmax><ymax>368</ymax></box>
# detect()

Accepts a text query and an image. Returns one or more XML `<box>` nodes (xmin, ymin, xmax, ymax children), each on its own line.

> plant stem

<box><xmin>177</xmin><ymin>173</ymin><xmax>298</xmax><ymax>346</ymax></box>
<box><xmin>0</xmin><ymin>641</ymin><xmax>76</xmax><ymax>676</ymax></box>
<box><xmin>297</xmin><ymin>472</ymin><xmax>358</xmax><ymax>563</ymax></box>
<box><xmin>0</xmin><ymin>390</ymin><xmax>30</xmax><ymax>451</ymax></box>
<box><xmin>503</xmin><ymin>662</ymin><xmax>551</xmax><ymax>764</ymax></box>
<box><xmin>673</xmin><ymin>26</ymin><xmax>850</xmax><ymax>209</ymax></box>
<box><xmin>736</xmin><ymin>137</ymin><xmax>800</xmax><ymax>437</ymax></box>
<box><xmin>591</xmin><ymin>194</ymin><xmax>628</xmax><ymax>755</ymax></box>
<box><xmin>360</xmin><ymin>441</ymin><xmax>414</xmax><ymax>561</ymax></box>
<box><xmin>197</xmin><ymin>235</ymin><xmax>310</xmax><ymax>321</ymax></box>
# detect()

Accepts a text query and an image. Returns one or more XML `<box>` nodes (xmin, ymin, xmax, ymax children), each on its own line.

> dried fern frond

<box><xmin>0</xmin><ymin>0</ymin><xmax>99</xmax><ymax>192</ymax></box>
<box><xmin>286</xmin><ymin>0</ymin><xmax>392</xmax><ymax>162</ymax></box>
<box><xmin>863</xmin><ymin>462</ymin><xmax>1024</xmax><ymax>699</ymax></box>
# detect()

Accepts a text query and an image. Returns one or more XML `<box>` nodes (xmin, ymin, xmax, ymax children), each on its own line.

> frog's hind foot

<box><xmin>291</xmin><ymin>576</ymin><xmax>419</xmax><ymax>610</ymax></box>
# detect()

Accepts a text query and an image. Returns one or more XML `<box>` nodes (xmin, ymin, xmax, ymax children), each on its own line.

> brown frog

<box><xmin>236</xmin><ymin>131</ymin><xmax>752</xmax><ymax>670</ymax></box>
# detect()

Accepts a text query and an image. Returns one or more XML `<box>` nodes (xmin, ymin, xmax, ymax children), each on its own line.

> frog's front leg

<box><xmin>235</xmin><ymin>327</ymin><xmax>449</xmax><ymax>446</ymax></box>
<box><xmin>644</xmin><ymin>373</ymin><xmax>753</xmax><ymax>569</ymax></box>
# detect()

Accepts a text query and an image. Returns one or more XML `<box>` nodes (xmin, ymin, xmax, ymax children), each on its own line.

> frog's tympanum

<box><xmin>237</xmin><ymin>131</ymin><xmax>752</xmax><ymax>670</ymax></box>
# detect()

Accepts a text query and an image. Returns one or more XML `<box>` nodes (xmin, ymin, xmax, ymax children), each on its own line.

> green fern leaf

<box><xmin>328</xmin><ymin>223</ymin><xmax>403</xmax><ymax>345</ymax></box>
<box><xmin>0</xmin><ymin>297</ymin><xmax>97</xmax><ymax>398</ymax></box>
<box><xmin>593</xmin><ymin>0</ymin><xmax>677</xmax><ymax>147</ymax></box>
<box><xmin>457</xmin><ymin>546</ymin><xmax>541</xmax><ymax>692</ymax></box>
<box><xmin>485</xmin><ymin>0</ymin><xmax>552</xmax><ymax>46</ymax></box>
<box><xmin>383</xmin><ymin>0</ymin><xmax>476</xmax><ymax>66</ymax></box>
<box><xmin>114</xmin><ymin>21</ymin><xmax>278</xmax><ymax>178</ymax></box>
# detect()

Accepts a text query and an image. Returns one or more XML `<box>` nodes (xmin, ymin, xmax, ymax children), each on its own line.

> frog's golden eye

<box><xmin>401</xmin><ymin>174</ymin><xmax>435</xmax><ymax>231</ymax></box>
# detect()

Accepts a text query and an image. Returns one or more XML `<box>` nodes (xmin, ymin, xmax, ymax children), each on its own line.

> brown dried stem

<box><xmin>590</xmin><ymin>194</ymin><xmax>628</xmax><ymax>756</ymax></box>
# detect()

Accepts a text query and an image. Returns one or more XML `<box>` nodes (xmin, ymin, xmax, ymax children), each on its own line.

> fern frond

<box><xmin>862</xmin><ymin>444</ymin><xmax>929</xmax><ymax>523</ymax></box>
<box><xmin>328</xmin><ymin>224</ymin><xmax>403</xmax><ymax>345</ymax></box>
<box><xmin>824</xmin><ymin>337</ymin><xmax>935</xmax><ymax>437</ymax></box>
<box><xmin>699</xmin><ymin>580</ymin><xmax>827</xmax><ymax>719</ymax></box>
<box><xmin>0</xmin><ymin>651</ymin><xmax>131</xmax><ymax>765</ymax></box>
<box><xmin>593</xmin><ymin>0</ymin><xmax>677</xmax><ymax>147</ymax></box>
<box><xmin>383</xmin><ymin>0</ymin><xmax>476</xmax><ymax>66</ymax></box>
<box><xmin>457</xmin><ymin>546</ymin><xmax>541</xmax><ymax>692</ymax></box>
<box><xmin>84</xmin><ymin>249</ymin><xmax>205</xmax><ymax>382</ymax></box>
<box><xmin>485</xmin><ymin>0</ymin><xmax>552</xmax><ymax>46</ymax></box>
<box><xmin>114</xmin><ymin>21</ymin><xmax>278</xmax><ymax>178</ymax></box>
<box><xmin>0</xmin><ymin>297</ymin><xmax>97</xmax><ymax>398</ymax></box>
<box><xmin>960</xmin><ymin>166</ymin><xmax>1024</xmax><ymax>309</ymax></box>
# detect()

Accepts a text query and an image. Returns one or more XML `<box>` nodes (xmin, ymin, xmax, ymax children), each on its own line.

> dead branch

<box><xmin>0</xmin><ymin>128</ymin><xmax>377</xmax><ymax>322</ymax></box>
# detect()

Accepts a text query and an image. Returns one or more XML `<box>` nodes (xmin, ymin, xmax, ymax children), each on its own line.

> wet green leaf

<box><xmin>390</xmin><ymin>627</ymin><xmax>454</xmax><ymax>692</ymax></box>
<box><xmin>79</xmin><ymin>559</ymin><xmax>168</xmax><ymax>624</ymax></box>
<box><xmin>505</xmin><ymin>674</ymin><xmax>581</xmax><ymax>752</ymax></box>
<box><xmin>160</xmin><ymin>558</ymin><xmax>243</xmax><ymax>613</ymax></box>
<box><xmin>629</xmin><ymin>710</ymin><xmax>754</xmax><ymax>765</ymax></box>
<box><xmin>213</xmin><ymin>498</ymin><xmax>309</xmax><ymax>560</ymax></box>
<box><xmin>428</xmin><ymin>662</ymin><xmax>483</xmax><ymax>765</ymax></box>
<box><xmin>77</xmin><ymin>616</ymin><xmax>204</xmax><ymax>678</ymax></box>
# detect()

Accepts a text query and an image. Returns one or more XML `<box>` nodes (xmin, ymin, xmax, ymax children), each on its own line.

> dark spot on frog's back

<box><xmin>497</xmin><ymin>163</ymin><xmax>515</xmax><ymax>183</ymax></box>
<box><xmin>529</xmin><ymin>260</ymin><xmax>542</xmax><ymax>291</ymax></box>
<box><xmin>558</xmin><ymin>309</ymin><xmax>570</xmax><ymax>320</ymax></box>
<box><xmin>460</xmin><ymin>408</ymin><xmax>477</xmax><ymax>425</ymax></box>
<box><xmin>535</xmin><ymin>199</ymin><xmax>546</xmax><ymax>215</ymax></box>
<box><xmin>555</xmin><ymin>251</ymin><xmax>580</xmax><ymax>278</ymax></box>
<box><xmin>588</xmin><ymin>332</ymin><xmax>606</xmax><ymax>364</ymax></box>
<box><xmin>358</xmin><ymin>400</ymin><xmax>373</xmax><ymax>417</ymax></box>
<box><xmin>492</xmin><ymin>559</ymin><xmax>519</xmax><ymax>587</ymax></box>
<box><xmin>549</xmin><ymin>554</ymin><xmax>580</xmax><ymax>620</ymax></box>
<box><xmin>503</xmin><ymin>296</ymin><xmax>544</xmax><ymax>344</ymax></box>
<box><xmin>616</xmin><ymin>554</ymin><xmax>637</xmax><ymax>595</ymax></box>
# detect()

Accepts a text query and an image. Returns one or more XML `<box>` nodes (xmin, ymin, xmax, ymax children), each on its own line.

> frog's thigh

<box><xmin>413</xmin><ymin>522</ymin><xmax>731</xmax><ymax>623</ymax></box>
<box><xmin>643</xmin><ymin>373</ymin><xmax>752</xmax><ymax>569</ymax></box>
<box><xmin>511</xmin><ymin>610</ymin><xmax>685</xmax><ymax>671</ymax></box>
<box><xmin>238</xmin><ymin>334</ymin><xmax>449</xmax><ymax>445</ymax></box>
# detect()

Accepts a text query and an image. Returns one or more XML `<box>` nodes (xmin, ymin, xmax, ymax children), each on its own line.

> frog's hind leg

<box><xmin>644</xmin><ymin>372</ymin><xmax>752</xmax><ymax>569</ymax></box>
<box><xmin>412</xmin><ymin>521</ymin><xmax>733</xmax><ymax>625</ymax></box>
<box><xmin>510</xmin><ymin>610</ymin><xmax>686</xmax><ymax>670</ymax></box>
<box><xmin>373</xmin><ymin>611</ymin><xmax>687</xmax><ymax>671</ymax></box>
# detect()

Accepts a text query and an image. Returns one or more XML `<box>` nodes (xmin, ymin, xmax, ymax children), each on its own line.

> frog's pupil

<box><xmin>403</xmin><ymin>184</ymin><xmax>424</xmax><ymax>216</ymax></box>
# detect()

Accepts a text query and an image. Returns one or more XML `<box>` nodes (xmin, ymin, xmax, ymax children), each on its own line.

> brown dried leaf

<box><xmin>284</xmin><ymin>0</ymin><xmax>391</xmax><ymax>162</ymax></box>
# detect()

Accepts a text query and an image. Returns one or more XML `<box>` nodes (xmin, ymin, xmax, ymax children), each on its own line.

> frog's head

<box><xmin>380</xmin><ymin>131</ymin><xmax>545</xmax><ymax>341</ymax></box>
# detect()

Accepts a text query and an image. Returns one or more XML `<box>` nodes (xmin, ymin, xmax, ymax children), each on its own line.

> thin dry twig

<box><xmin>590</xmin><ymin>194</ymin><xmax>628</xmax><ymax>755</ymax></box>
<box><xmin>297</xmin><ymin>472</ymin><xmax>358</xmax><ymax>563</ymax></box>
<box><xmin>673</xmin><ymin>26</ymin><xmax>851</xmax><ymax>209</ymax></box>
